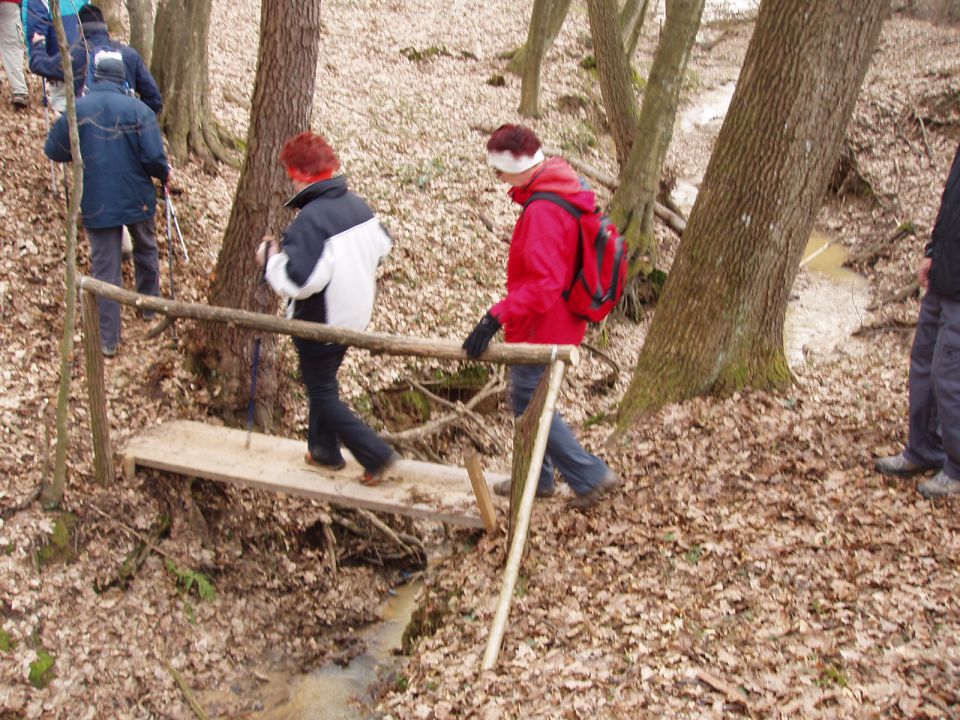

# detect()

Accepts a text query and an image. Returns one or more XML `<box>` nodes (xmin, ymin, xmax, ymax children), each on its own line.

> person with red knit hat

<box><xmin>256</xmin><ymin>131</ymin><xmax>397</xmax><ymax>486</ymax></box>
<box><xmin>463</xmin><ymin>123</ymin><xmax>619</xmax><ymax>510</ymax></box>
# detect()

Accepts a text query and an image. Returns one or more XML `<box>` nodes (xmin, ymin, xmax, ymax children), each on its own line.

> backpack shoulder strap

<box><xmin>522</xmin><ymin>191</ymin><xmax>583</xmax><ymax>218</ymax></box>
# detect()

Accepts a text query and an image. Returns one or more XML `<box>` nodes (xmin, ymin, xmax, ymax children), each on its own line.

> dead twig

<box><xmin>582</xmin><ymin>341</ymin><xmax>621</xmax><ymax>388</ymax></box>
<box><xmin>143</xmin><ymin>315</ymin><xmax>175</xmax><ymax>340</ymax></box>
<box><xmin>87</xmin><ymin>503</ymin><xmax>178</xmax><ymax>563</ymax></box>
<box><xmin>868</xmin><ymin>278</ymin><xmax>920</xmax><ymax>311</ymax></box>
<box><xmin>0</xmin><ymin>485</ymin><xmax>42</xmax><ymax>521</ymax></box>
<box><xmin>165</xmin><ymin>663</ymin><xmax>212</xmax><ymax>720</ymax></box>
<box><xmin>847</xmin><ymin>224</ymin><xmax>914</xmax><ymax>267</ymax></box>
<box><xmin>913</xmin><ymin>106</ymin><xmax>934</xmax><ymax>166</ymax></box>
<box><xmin>94</xmin><ymin>512</ymin><xmax>172</xmax><ymax>592</ymax></box>
<box><xmin>695</xmin><ymin>669</ymin><xmax>754</xmax><ymax>714</ymax></box>
<box><xmin>853</xmin><ymin>318</ymin><xmax>917</xmax><ymax>337</ymax></box>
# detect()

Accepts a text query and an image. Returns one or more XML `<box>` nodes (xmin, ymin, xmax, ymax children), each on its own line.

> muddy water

<box><xmin>250</xmin><ymin>580</ymin><xmax>421</xmax><ymax>720</ymax></box>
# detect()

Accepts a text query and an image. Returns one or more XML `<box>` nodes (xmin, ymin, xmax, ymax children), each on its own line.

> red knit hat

<box><xmin>280</xmin><ymin>132</ymin><xmax>341</xmax><ymax>184</ymax></box>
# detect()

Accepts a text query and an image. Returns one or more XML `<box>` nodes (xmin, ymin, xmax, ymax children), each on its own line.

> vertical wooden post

<box><xmin>465</xmin><ymin>449</ymin><xmax>498</xmax><ymax>534</ymax></box>
<box><xmin>482</xmin><ymin>359</ymin><xmax>566</xmax><ymax>671</ymax></box>
<box><xmin>508</xmin><ymin>370</ymin><xmax>552</xmax><ymax>541</ymax></box>
<box><xmin>80</xmin><ymin>290</ymin><xmax>115</xmax><ymax>484</ymax></box>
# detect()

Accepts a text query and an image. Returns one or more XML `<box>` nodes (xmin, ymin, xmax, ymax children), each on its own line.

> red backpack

<box><xmin>524</xmin><ymin>192</ymin><xmax>628</xmax><ymax>322</ymax></box>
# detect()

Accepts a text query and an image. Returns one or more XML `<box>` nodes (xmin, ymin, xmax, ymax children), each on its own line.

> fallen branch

<box><xmin>87</xmin><ymin>504</ymin><xmax>178</xmax><ymax>563</ymax></box>
<box><xmin>847</xmin><ymin>224</ymin><xmax>914</xmax><ymax>267</ymax></box>
<box><xmin>94</xmin><ymin>512</ymin><xmax>172</xmax><ymax>592</ymax></box>
<box><xmin>165</xmin><ymin>663</ymin><xmax>212</xmax><ymax>720</ymax></box>
<box><xmin>0</xmin><ymin>484</ymin><xmax>42</xmax><ymax>521</ymax></box>
<box><xmin>581</xmin><ymin>341</ymin><xmax>620</xmax><ymax>388</ymax></box>
<box><xmin>853</xmin><ymin>318</ymin><xmax>917</xmax><ymax>337</ymax></box>
<box><xmin>695</xmin><ymin>669</ymin><xmax>753</xmax><ymax>713</ymax></box>
<box><xmin>406</xmin><ymin>378</ymin><xmax>501</xmax><ymax>447</ymax></box>
<box><xmin>913</xmin><ymin>106</ymin><xmax>934</xmax><ymax>166</ymax></box>
<box><xmin>143</xmin><ymin>316</ymin><xmax>175</xmax><ymax>340</ymax></box>
<box><xmin>868</xmin><ymin>278</ymin><xmax>920</xmax><ymax>311</ymax></box>
<box><xmin>321</xmin><ymin>520</ymin><xmax>338</xmax><ymax>575</ymax></box>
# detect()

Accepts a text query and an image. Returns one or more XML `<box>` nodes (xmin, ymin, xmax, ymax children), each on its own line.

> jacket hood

<box><xmin>285</xmin><ymin>175</ymin><xmax>348</xmax><ymax>209</ymax></box>
<box><xmin>509</xmin><ymin>157</ymin><xmax>595</xmax><ymax>212</ymax></box>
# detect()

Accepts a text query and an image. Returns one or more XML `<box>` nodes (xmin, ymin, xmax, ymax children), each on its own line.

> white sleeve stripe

<box><xmin>264</xmin><ymin>253</ymin><xmax>302</xmax><ymax>298</ymax></box>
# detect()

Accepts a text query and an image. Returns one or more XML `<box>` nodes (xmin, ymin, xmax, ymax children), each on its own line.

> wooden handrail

<box><xmin>78</xmin><ymin>276</ymin><xmax>580</xmax><ymax>366</ymax></box>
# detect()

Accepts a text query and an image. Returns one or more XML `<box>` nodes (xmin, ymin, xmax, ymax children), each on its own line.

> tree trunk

<box><xmin>617</xmin><ymin>0</ymin><xmax>889</xmax><ymax>429</ymax></box>
<box><xmin>518</xmin><ymin>0</ymin><xmax>564</xmax><ymax>117</ymax></box>
<box><xmin>97</xmin><ymin>0</ymin><xmax>125</xmax><ymax>35</ymax></box>
<box><xmin>197</xmin><ymin>0</ymin><xmax>322</xmax><ymax>428</ymax></box>
<box><xmin>587</xmin><ymin>0</ymin><xmax>639</xmax><ymax>166</ymax></box>
<box><xmin>508</xmin><ymin>0</ymin><xmax>572</xmax><ymax>76</ymax></box>
<box><xmin>152</xmin><ymin>0</ymin><xmax>239</xmax><ymax>166</ymax></box>
<box><xmin>126</xmin><ymin>0</ymin><xmax>154</xmax><ymax>67</ymax></box>
<box><xmin>620</xmin><ymin>0</ymin><xmax>650</xmax><ymax>60</ymax></box>
<box><xmin>611</xmin><ymin>0</ymin><xmax>704</xmax><ymax>320</ymax></box>
<box><xmin>46</xmin><ymin>0</ymin><xmax>84</xmax><ymax>509</ymax></box>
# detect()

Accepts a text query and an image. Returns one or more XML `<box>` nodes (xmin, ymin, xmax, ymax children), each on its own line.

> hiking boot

<box><xmin>569</xmin><ymin>472</ymin><xmax>620</xmax><ymax>511</ymax></box>
<box><xmin>917</xmin><ymin>471</ymin><xmax>960</xmax><ymax>499</ymax></box>
<box><xmin>360</xmin><ymin>452</ymin><xmax>399</xmax><ymax>487</ymax></box>
<box><xmin>874</xmin><ymin>453</ymin><xmax>934</xmax><ymax>478</ymax></box>
<box><xmin>11</xmin><ymin>94</ymin><xmax>28</xmax><ymax>109</ymax></box>
<box><xmin>493</xmin><ymin>479</ymin><xmax>555</xmax><ymax>498</ymax></box>
<box><xmin>101</xmin><ymin>344</ymin><xmax>117</xmax><ymax>358</ymax></box>
<box><xmin>304</xmin><ymin>451</ymin><xmax>346</xmax><ymax>472</ymax></box>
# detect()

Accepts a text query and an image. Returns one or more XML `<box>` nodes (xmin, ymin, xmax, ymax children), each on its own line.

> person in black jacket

<box><xmin>255</xmin><ymin>131</ymin><xmax>397</xmax><ymax>485</ymax></box>
<box><xmin>875</xmin><ymin>142</ymin><xmax>960</xmax><ymax>498</ymax></box>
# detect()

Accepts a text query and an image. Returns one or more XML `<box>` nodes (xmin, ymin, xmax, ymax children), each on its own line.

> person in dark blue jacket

<box><xmin>45</xmin><ymin>50</ymin><xmax>169</xmax><ymax>357</ymax></box>
<box><xmin>28</xmin><ymin>3</ymin><xmax>162</xmax><ymax>114</ymax></box>
<box><xmin>875</xmin><ymin>141</ymin><xmax>960</xmax><ymax>498</ymax></box>
<box><xmin>22</xmin><ymin>0</ymin><xmax>86</xmax><ymax>111</ymax></box>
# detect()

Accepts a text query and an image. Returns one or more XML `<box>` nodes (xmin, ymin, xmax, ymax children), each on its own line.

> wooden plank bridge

<box><xmin>122</xmin><ymin>420</ymin><xmax>507</xmax><ymax>529</ymax></box>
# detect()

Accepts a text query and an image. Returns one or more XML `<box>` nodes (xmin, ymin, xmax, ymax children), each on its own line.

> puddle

<box><xmin>784</xmin><ymin>232</ymin><xmax>871</xmax><ymax>368</ymax></box>
<box><xmin>247</xmin><ymin>579</ymin><xmax>422</xmax><ymax>720</ymax></box>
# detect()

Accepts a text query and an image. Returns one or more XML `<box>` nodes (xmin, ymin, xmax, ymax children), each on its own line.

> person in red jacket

<box><xmin>0</xmin><ymin>0</ymin><xmax>27</xmax><ymax>107</ymax></box>
<box><xmin>463</xmin><ymin>123</ymin><xmax>619</xmax><ymax>510</ymax></box>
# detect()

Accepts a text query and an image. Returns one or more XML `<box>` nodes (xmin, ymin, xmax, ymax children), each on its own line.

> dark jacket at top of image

<box><xmin>22</xmin><ymin>0</ymin><xmax>85</xmax><ymax>60</ymax></box>
<box><xmin>927</xmin><ymin>141</ymin><xmax>960</xmax><ymax>299</ymax></box>
<box><xmin>264</xmin><ymin>177</ymin><xmax>392</xmax><ymax>330</ymax></box>
<box><xmin>27</xmin><ymin>20</ymin><xmax>163</xmax><ymax>114</ymax></box>
<box><xmin>44</xmin><ymin>81</ymin><xmax>169</xmax><ymax>229</ymax></box>
<box><xmin>491</xmin><ymin>157</ymin><xmax>592</xmax><ymax>345</ymax></box>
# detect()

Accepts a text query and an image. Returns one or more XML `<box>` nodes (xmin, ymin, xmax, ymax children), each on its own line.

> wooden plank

<box><xmin>464</xmin><ymin>449</ymin><xmax>498</xmax><ymax>535</ymax></box>
<box><xmin>123</xmin><ymin>420</ymin><xmax>508</xmax><ymax>528</ymax></box>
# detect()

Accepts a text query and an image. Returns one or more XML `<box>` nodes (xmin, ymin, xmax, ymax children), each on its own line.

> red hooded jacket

<box><xmin>490</xmin><ymin>158</ymin><xmax>593</xmax><ymax>345</ymax></box>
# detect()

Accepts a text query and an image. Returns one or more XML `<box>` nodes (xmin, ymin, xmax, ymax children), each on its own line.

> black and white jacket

<box><xmin>265</xmin><ymin>177</ymin><xmax>392</xmax><ymax>329</ymax></box>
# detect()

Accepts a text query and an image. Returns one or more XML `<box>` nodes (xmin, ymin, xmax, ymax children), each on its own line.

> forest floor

<box><xmin>1</xmin><ymin>1</ymin><xmax>959</xmax><ymax>718</ymax></box>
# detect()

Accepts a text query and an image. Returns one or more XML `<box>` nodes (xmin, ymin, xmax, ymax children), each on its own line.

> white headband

<box><xmin>487</xmin><ymin>148</ymin><xmax>545</xmax><ymax>174</ymax></box>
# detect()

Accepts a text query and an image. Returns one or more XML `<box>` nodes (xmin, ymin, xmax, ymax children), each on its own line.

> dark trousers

<box><xmin>903</xmin><ymin>290</ymin><xmax>960</xmax><ymax>479</ymax></box>
<box><xmin>86</xmin><ymin>218</ymin><xmax>160</xmax><ymax>349</ymax></box>
<box><xmin>297</xmin><ymin>341</ymin><xmax>394</xmax><ymax>473</ymax></box>
<box><xmin>510</xmin><ymin>364</ymin><xmax>610</xmax><ymax>496</ymax></box>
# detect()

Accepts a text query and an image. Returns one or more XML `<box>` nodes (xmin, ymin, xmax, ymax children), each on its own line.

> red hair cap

<box><xmin>486</xmin><ymin>124</ymin><xmax>544</xmax><ymax>173</ymax></box>
<box><xmin>280</xmin><ymin>132</ymin><xmax>341</xmax><ymax>184</ymax></box>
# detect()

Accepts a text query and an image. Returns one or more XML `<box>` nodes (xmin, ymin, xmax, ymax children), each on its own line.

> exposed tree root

<box><xmin>868</xmin><ymin>278</ymin><xmax>920</xmax><ymax>311</ymax></box>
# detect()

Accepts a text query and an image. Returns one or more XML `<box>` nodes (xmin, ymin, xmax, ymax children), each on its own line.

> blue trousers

<box><xmin>510</xmin><ymin>364</ymin><xmax>610</xmax><ymax>496</ymax></box>
<box><xmin>903</xmin><ymin>290</ymin><xmax>960</xmax><ymax>479</ymax></box>
<box><xmin>86</xmin><ymin>218</ymin><xmax>160</xmax><ymax>349</ymax></box>
<box><xmin>297</xmin><ymin>341</ymin><xmax>394</xmax><ymax>473</ymax></box>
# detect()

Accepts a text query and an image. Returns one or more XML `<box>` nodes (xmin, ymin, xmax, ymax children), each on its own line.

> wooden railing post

<box><xmin>80</xmin><ymin>289</ymin><xmax>115</xmax><ymax>484</ymax></box>
<box><xmin>483</xmin><ymin>359</ymin><xmax>566</xmax><ymax>671</ymax></box>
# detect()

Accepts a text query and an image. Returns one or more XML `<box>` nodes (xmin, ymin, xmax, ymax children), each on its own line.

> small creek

<box><xmin>247</xmin><ymin>579</ymin><xmax>421</xmax><ymax>720</ymax></box>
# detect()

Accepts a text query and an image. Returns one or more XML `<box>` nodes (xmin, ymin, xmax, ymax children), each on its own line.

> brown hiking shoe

<box><xmin>360</xmin><ymin>452</ymin><xmax>399</xmax><ymax>487</ymax></box>
<box><xmin>569</xmin><ymin>472</ymin><xmax>620</xmax><ymax>511</ymax></box>
<box><xmin>874</xmin><ymin>453</ymin><xmax>936</xmax><ymax>478</ymax></box>
<box><xmin>304</xmin><ymin>451</ymin><xmax>346</xmax><ymax>472</ymax></box>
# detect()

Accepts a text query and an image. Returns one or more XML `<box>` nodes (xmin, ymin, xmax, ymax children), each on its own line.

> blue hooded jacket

<box><xmin>44</xmin><ymin>78</ymin><xmax>169</xmax><ymax>229</ymax></box>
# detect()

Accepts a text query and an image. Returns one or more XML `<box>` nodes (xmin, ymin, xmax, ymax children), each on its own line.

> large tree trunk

<box><xmin>126</xmin><ymin>0</ymin><xmax>154</xmax><ymax>67</ymax></box>
<box><xmin>152</xmin><ymin>0</ymin><xmax>239</xmax><ymax>166</ymax></box>
<box><xmin>96</xmin><ymin>0</ymin><xmax>125</xmax><ymax>35</ymax></box>
<box><xmin>518</xmin><ymin>0</ymin><xmax>570</xmax><ymax>117</ymax></box>
<box><xmin>617</xmin><ymin>0</ymin><xmax>889</xmax><ymax>430</ymax></box>
<box><xmin>508</xmin><ymin>0</ymin><xmax>572</xmax><ymax>76</ymax></box>
<box><xmin>611</xmin><ymin>0</ymin><xmax>704</xmax><ymax>320</ymax></box>
<box><xmin>195</xmin><ymin>0</ymin><xmax>322</xmax><ymax>428</ymax></box>
<box><xmin>620</xmin><ymin>0</ymin><xmax>650</xmax><ymax>61</ymax></box>
<box><xmin>587</xmin><ymin>0</ymin><xmax>639</xmax><ymax>166</ymax></box>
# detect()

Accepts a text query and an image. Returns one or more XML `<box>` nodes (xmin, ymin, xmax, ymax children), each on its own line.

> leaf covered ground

<box><xmin>0</xmin><ymin>1</ymin><xmax>958</xmax><ymax>718</ymax></box>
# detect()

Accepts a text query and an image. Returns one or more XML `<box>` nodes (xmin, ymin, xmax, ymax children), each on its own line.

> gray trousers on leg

<box><xmin>87</xmin><ymin>218</ymin><xmax>160</xmax><ymax>349</ymax></box>
<box><xmin>903</xmin><ymin>290</ymin><xmax>960</xmax><ymax>479</ymax></box>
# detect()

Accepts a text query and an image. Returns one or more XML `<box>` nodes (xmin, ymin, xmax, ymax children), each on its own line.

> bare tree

<box><xmin>611</xmin><ymin>0</ymin><xmax>704</xmax><ymax>318</ymax></box>
<box><xmin>518</xmin><ymin>0</ymin><xmax>572</xmax><ymax>117</ymax></box>
<box><xmin>617</xmin><ymin>0</ymin><xmax>890</xmax><ymax>429</ymax></box>
<box><xmin>195</xmin><ymin>0</ymin><xmax>322</xmax><ymax>426</ymax></box>
<box><xmin>509</xmin><ymin>0</ymin><xmax>572</xmax><ymax>75</ymax></box>
<box><xmin>152</xmin><ymin>0</ymin><xmax>240</xmax><ymax>166</ymax></box>
<box><xmin>620</xmin><ymin>0</ymin><xmax>651</xmax><ymax>61</ymax></box>
<box><xmin>126</xmin><ymin>0</ymin><xmax>154</xmax><ymax>66</ymax></box>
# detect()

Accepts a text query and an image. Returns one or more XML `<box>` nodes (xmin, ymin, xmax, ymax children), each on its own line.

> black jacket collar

<box><xmin>285</xmin><ymin>175</ymin><xmax>347</xmax><ymax>209</ymax></box>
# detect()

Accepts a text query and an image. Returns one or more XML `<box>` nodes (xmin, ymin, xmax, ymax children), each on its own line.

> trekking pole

<box><xmin>166</xmin><ymin>193</ymin><xmax>189</xmax><ymax>263</ymax></box>
<box><xmin>40</xmin><ymin>78</ymin><xmax>59</xmax><ymax>200</ymax></box>
<box><xmin>245</xmin><ymin>241</ymin><xmax>272</xmax><ymax>449</ymax></box>
<box><xmin>165</xmin><ymin>187</ymin><xmax>178</xmax><ymax>341</ymax></box>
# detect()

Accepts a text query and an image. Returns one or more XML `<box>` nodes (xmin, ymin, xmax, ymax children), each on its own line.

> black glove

<box><xmin>462</xmin><ymin>312</ymin><xmax>502</xmax><ymax>358</ymax></box>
